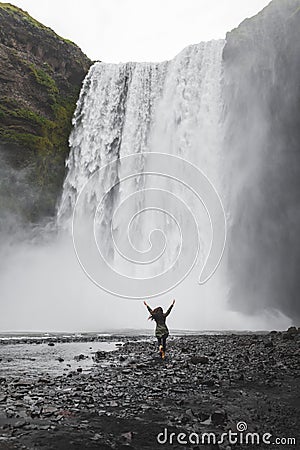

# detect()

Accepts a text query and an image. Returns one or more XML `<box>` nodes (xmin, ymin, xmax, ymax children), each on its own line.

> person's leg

<box><xmin>157</xmin><ymin>337</ymin><xmax>164</xmax><ymax>358</ymax></box>
<box><xmin>157</xmin><ymin>337</ymin><xmax>162</xmax><ymax>349</ymax></box>
<box><xmin>162</xmin><ymin>335</ymin><xmax>167</xmax><ymax>352</ymax></box>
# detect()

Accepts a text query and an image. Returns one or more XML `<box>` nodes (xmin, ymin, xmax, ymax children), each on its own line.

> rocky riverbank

<box><xmin>0</xmin><ymin>330</ymin><xmax>299</xmax><ymax>449</ymax></box>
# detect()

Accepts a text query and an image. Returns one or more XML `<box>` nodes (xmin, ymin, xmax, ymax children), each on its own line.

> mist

<box><xmin>223</xmin><ymin>0</ymin><xmax>300</xmax><ymax>322</ymax></box>
<box><xmin>0</xmin><ymin>225</ymin><xmax>292</xmax><ymax>332</ymax></box>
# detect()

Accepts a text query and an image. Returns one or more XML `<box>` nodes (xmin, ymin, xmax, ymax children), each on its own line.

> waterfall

<box><xmin>57</xmin><ymin>61</ymin><xmax>167</xmax><ymax>224</ymax></box>
<box><xmin>58</xmin><ymin>40</ymin><xmax>225</xmax><ymax>218</ymax></box>
<box><xmin>57</xmin><ymin>40</ymin><xmax>226</xmax><ymax>298</ymax></box>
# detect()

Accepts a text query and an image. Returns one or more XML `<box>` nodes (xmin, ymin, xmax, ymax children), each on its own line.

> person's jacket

<box><xmin>147</xmin><ymin>304</ymin><xmax>173</xmax><ymax>337</ymax></box>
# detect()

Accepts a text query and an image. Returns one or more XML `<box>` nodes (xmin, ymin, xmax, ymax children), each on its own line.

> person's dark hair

<box><xmin>148</xmin><ymin>306</ymin><xmax>163</xmax><ymax>320</ymax></box>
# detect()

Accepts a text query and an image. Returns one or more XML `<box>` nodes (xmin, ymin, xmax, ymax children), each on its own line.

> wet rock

<box><xmin>185</xmin><ymin>408</ymin><xmax>195</xmax><ymax>418</ymax></box>
<box><xmin>283</xmin><ymin>333</ymin><xmax>295</xmax><ymax>340</ymax></box>
<box><xmin>29</xmin><ymin>406</ymin><xmax>42</xmax><ymax>418</ymax></box>
<box><xmin>211</xmin><ymin>409</ymin><xmax>227</xmax><ymax>425</ymax></box>
<box><xmin>198</xmin><ymin>411</ymin><xmax>210</xmax><ymax>422</ymax></box>
<box><xmin>42</xmin><ymin>406</ymin><xmax>59</xmax><ymax>416</ymax></box>
<box><xmin>14</xmin><ymin>380</ymin><xmax>32</xmax><ymax>387</ymax></box>
<box><xmin>39</xmin><ymin>424</ymin><xmax>50</xmax><ymax>430</ymax></box>
<box><xmin>38</xmin><ymin>377</ymin><xmax>51</xmax><ymax>384</ymax></box>
<box><xmin>57</xmin><ymin>357</ymin><xmax>64</xmax><ymax>362</ymax></box>
<box><xmin>190</xmin><ymin>356</ymin><xmax>209</xmax><ymax>364</ymax></box>
<box><xmin>180</xmin><ymin>414</ymin><xmax>190</xmax><ymax>425</ymax></box>
<box><xmin>94</xmin><ymin>351</ymin><xmax>107</xmax><ymax>362</ymax></box>
<box><xmin>74</xmin><ymin>354</ymin><xmax>88</xmax><ymax>361</ymax></box>
<box><xmin>110</xmin><ymin>401</ymin><xmax>118</xmax><ymax>407</ymax></box>
<box><xmin>287</xmin><ymin>326</ymin><xmax>298</xmax><ymax>334</ymax></box>
<box><xmin>121</xmin><ymin>431</ymin><xmax>134</xmax><ymax>441</ymax></box>
<box><xmin>24</xmin><ymin>423</ymin><xmax>39</xmax><ymax>430</ymax></box>
<box><xmin>13</xmin><ymin>419</ymin><xmax>27</xmax><ymax>428</ymax></box>
<box><xmin>181</xmin><ymin>347</ymin><xmax>190</xmax><ymax>353</ymax></box>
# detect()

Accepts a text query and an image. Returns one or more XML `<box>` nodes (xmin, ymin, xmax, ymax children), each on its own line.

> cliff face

<box><xmin>0</xmin><ymin>3</ymin><xmax>91</xmax><ymax>222</ymax></box>
<box><xmin>223</xmin><ymin>0</ymin><xmax>300</xmax><ymax>320</ymax></box>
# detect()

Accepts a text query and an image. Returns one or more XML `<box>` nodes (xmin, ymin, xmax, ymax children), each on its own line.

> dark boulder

<box><xmin>190</xmin><ymin>355</ymin><xmax>209</xmax><ymax>365</ymax></box>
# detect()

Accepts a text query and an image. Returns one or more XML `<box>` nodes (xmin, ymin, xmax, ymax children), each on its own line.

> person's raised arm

<box><xmin>144</xmin><ymin>300</ymin><xmax>153</xmax><ymax>314</ymax></box>
<box><xmin>164</xmin><ymin>299</ymin><xmax>175</xmax><ymax>317</ymax></box>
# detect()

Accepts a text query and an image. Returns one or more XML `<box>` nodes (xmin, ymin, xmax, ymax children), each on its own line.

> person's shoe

<box><xmin>159</xmin><ymin>345</ymin><xmax>163</xmax><ymax>358</ymax></box>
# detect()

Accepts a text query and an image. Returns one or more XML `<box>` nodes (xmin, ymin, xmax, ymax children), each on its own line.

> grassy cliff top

<box><xmin>0</xmin><ymin>2</ymin><xmax>77</xmax><ymax>46</ymax></box>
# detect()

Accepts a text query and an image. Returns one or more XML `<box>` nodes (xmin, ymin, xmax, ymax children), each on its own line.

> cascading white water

<box><xmin>57</xmin><ymin>40</ymin><xmax>225</xmax><ymax>285</ymax></box>
<box><xmin>58</xmin><ymin>40</ymin><xmax>224</xmax><ymax>220</ymax></box>
<box><xmin>57</xmin><ymin>61</ymin><xmax>167</xmax><ymax>223</ymax></box>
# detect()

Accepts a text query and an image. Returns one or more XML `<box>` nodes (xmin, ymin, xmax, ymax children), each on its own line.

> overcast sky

<box><xmin>11</xmin><ymin>0</ymin><xmax>271</xmax><ymax>62</ymax></box>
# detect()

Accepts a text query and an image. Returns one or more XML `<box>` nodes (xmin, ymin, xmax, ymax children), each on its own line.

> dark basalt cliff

<box><xmin>0</xmin><ymin>3</ymin><xmax>91</xmax><ymax>222</ymax></box>
<box><xmin>223</xmin><ymin>0</ymin><xmax>300</xmax><ymax>320</ymax></box>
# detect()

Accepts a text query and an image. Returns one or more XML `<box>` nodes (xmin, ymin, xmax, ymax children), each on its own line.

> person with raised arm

<box><xmin>144</xmin><ymin>299</ymin><xmax>175</xmax><ymax>359</ymax></box>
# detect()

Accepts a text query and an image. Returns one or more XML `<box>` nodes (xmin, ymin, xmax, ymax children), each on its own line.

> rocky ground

<box><xmin>0</xmin><ymin>329</ymin><xmax>299</xmax><ymax>449</ymax></box>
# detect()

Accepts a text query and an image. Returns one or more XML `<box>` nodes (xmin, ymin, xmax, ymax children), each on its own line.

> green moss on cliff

<box><xmin>29</xmin><ymin>63</ymin><xmax>58</xmax><ymax>96</ymax></box>
<box><xmin>0</xmin><ymin>86</ymin><xmax>79</xmax><ymax>220</ymax></box>
<box><xmin>0</xmin><ymin>3</ymin><xmax>47</xmax><ymax>25</ymax></box>
<box><xmin>0</xmin><ymin>3</ymin><xmax>77</xmax><ymax>47</ymax></box>
<box><xmin>0</xmin><ymin>2</ymin><xmax>91</xmax><ymax>221</ymax></box>
<box><xmin>0</xmin><ymin>92</ymin><xmax>77</xmax><ymax>175</ymax></box>
<box><xmin>0</xmin><ymin>99</ymin><xmax>52</xmax><ymax>129</ymax></box>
